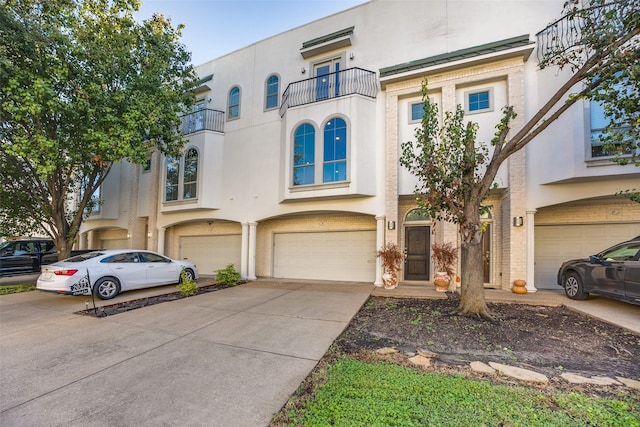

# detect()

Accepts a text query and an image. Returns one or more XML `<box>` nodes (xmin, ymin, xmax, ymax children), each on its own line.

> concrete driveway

<box><xmin>0</xmin><ymin>280</ymin><xmax>374</xmax><ymax>426</ymax></box>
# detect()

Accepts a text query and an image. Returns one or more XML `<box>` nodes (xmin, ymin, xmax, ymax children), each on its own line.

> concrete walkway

<box><xmin>0</xmin><ymin>280</ymin><xmax>373</xmax><ymax>427</ymax></box>
<box><xmin>1</xmin><ymin>280</ymin><xmax>638</xmax><ymax>426</ymax></box>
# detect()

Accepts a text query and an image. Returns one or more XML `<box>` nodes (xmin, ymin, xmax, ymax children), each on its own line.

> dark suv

<box><xmin>0</xmin><ymin>239</ymin><xmax>59</xmax><ymax>276</ymax></box>
<box><xmin>557</xmin><ymin>237</ymin><xmax>640</xmax><ymax>305</ymax></box>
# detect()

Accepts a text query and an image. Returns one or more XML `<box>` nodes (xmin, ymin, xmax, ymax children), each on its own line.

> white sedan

<box><xmin>37</xmin><ymin>249</ymin><xmax>198</xmax><ymax>300</ymax></box>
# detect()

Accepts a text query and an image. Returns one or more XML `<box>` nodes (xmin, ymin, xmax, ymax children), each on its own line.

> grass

<box><xmin>276</xmin><ymin>358</ymin><xmax>640</xmax><ymax>427</ymax></box>
<box><xmin>0</xmin><ymin>283</ymin><xmax>36</xmax><ymax>295</ymax></box>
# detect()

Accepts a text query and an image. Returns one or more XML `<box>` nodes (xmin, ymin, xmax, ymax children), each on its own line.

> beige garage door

<box><xmin>100</xmin><ymin>239</ymin><xmax>129</xmax><ymax>250</ymax></box>
<box><xmin>535</xmin><ymin>223</ymin><xmax>640</xmax><ymax>289</ymax></box>
<box><xmin>273</xmin><ymin>231</ymin><xmax>377</xmax><ymax>282</ymax></box>
<box><xmin>180</xmin><ymin>235</ymin><xmax>242</xmax><ymax>276</ymax></box>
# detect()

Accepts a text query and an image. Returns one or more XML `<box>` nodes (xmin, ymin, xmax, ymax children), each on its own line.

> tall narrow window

<box><xmin>590</xmin><ymin>97</ymin><xmax>631</xmax><ymax>158</ymax></box>
<box><xmin>183</xmin><ymin>148</ymin><xmax>198</xmax><ymax>199</ymax></box>
<box><xmin>165</xmin><ymin>157</ymin><xmax>180</xmax><ymax>201</ymax></box>
<box><xmin>293</xmin><ymin>123</ymin><xmax>315</xmax><ymax>185</ymax></box>
<box><xmin>323</xmin><ymin>118</ymin><xmax>347</xmax><ymax>183</ymax></box>
<box><xmin>265</xmin><ymin>75</ymin><xmax>279</xmax><ymax>109</ymax></box>
<box><xmin>228</xmin><ymin>86</ymin><xmax>240</xmax><ymax>119</ymax></box>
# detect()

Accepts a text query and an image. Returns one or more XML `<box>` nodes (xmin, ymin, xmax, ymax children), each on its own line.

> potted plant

<box><xmin>376</xmin><ymin>243</ymin><xmax>404</xmax><ymax>289</ymax></box>
<box><xmin>431</xmin><ymin>241</ymin><xmax>458</xmax><ymax>292</ymax></box>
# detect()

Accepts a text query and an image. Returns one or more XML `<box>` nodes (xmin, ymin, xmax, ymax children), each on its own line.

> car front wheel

<box><xmin>94</xmin><ymin>277</ymin><xmax>121</xmax><ymax>300</ymax></box>
<box><xmin>563</xmin><ymin>272</ymin><xmax>588</xmax><ymax>300</ymax></box>
<box><xmin>180</xmin><ymin>268</ymin><xmax>195</xmax><ymax>283</ymax></box>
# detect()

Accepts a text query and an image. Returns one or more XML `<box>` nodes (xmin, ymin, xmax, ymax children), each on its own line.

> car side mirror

<box><xmin>589</xmin><ymin>255</ymin><xmax>599</xmax><ymax>263</ymax></box>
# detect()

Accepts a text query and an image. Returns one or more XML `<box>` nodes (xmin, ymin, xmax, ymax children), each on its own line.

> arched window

<box><xmin>183</xmin><ymin>148</ymin><xmax>198</xmax><ymax>199</ymax></box>
<box><xmin>165</xmin><ymin>148</ymin><xmax>198</xmax><ymax>201</ymax></box>
<box><xmin>165</xmin><ymin>156</ymin><xmax>180</xmax><ymax>201</ymax></box>
<box><xmin>293</xmin><ymin>123</ymin><xmax>315</xmax><ymax>185</ymax></box>
<box><xmin>405</xmin><ymin>209</ymin><xmax>431</xmax><ymax>222</ymax></box>
<box><xmin>228</xmin><ymin>86</ymin><xmax>240</xmax><ymax>119</ymax></box>
<box><xmin>323</xmin><ymin>117</ymin><xmax>347</xmax><ymax>183</ymax></box>
<box><xmin>265</xmin><ymin>75</ymin><xmax>279</xmax><ymax>109</ymax></box>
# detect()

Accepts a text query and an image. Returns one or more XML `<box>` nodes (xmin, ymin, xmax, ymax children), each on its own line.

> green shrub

<box><xmin>215</xmin><ymin>263</ymin><xmax>241</xmax><ymax>286</ymax></box>
<box><xmin>177</xmin><ymin>268</ymin><xmax>198</xmax><ymax>296</ymax></box>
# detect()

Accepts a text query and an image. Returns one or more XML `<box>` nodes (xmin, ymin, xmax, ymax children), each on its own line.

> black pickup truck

<box><xmin>0</xmin><ymin>239</ymin><xmax>94</xmax><ymax>276</ymax></box>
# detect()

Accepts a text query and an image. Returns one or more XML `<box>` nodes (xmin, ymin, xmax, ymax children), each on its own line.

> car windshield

<box><xmin>599</xmin><ymin>243</ymin><xmax>640</xmax><ymax>261</ymax></box>
<box><xmin>63</xmin><ymin>252</ymin><xmax>104</xmax><ymax>262</ymax></box>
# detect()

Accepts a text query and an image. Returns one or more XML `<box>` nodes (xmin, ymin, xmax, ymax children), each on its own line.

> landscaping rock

<box><xmin>376</xmin><ymin>347</ymin><xmax>398</xmax><ymax>355</ymax></box>
<box><xmin>561</xmin><ymin>373</ymin><xmax>622</xmax><ymax>386</ymax></box>
<box><xmin>408</xmin><ymin>355</ymin><xmax>432</xmax><ymax>368</ymax></box>
<box><xmin>470</xmin><ymin>361</ymin><xmax>495</xmax><ymax>374</ymax></box>
<box><xmin>616</xmin><ymin>377</ymin><xmax>640</xmax><ymax>390</ymax></box>
<box><xmin>489</xmin><ymin>362</ymin><xmax>548</xmax><ymax>383</ymax></box>
<box><xmin>417</xmin><ymin>348</ymin><xmax>439</xmax><ymax>359</ymax></box>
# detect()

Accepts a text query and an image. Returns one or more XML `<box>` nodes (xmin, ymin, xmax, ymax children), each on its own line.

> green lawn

<box><xmin>278</xmin><ymin>358</ymin><xmax>639</xmax><ymax>427</ymax></box>
<box><xmin>0</xmin><ymin>284</ymin><xmax>36</xmax><ymax>295</ymax></box>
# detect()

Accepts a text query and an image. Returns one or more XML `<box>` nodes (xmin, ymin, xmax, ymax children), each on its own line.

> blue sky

<box><xmin>137</xmin><ymin>0</ymin><xmax>369</xmax><ymax>65</ymax></box>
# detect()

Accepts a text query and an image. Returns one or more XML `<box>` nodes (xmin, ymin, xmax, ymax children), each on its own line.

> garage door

<box><xmin>535</xmin><ymin>223</ymin><xmax>640</xmax><ymax>289</ymax></box>
<box><xmin>180</xmin><ymin>235</ymin><xmax>242</xmax><ymax>276</ymax></box>
<box><xmin>100</xmin><ymin>239</ymin><xmax>129</xmax><ymax>250</ymax></box>
<box><xmin>273</xmin><ymin>231</ymin><xmax>377</xmax><ymax>282</ymax></box>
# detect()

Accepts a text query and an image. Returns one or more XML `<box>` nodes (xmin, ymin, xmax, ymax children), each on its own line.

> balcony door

<box><xmin>314</xmin><ymin>58</ymin><xmax>340</xmax><ymax>101</ymax></box>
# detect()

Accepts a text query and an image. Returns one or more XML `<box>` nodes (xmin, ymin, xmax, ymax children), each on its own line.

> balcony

<box><xmin>279</xmin><ymin>67</ymin><xmax>377</xmax><ymax>117</ymax></box>
<box><xmin>180</xmin><ymin>108</ymin><xmax>225</xmax><ymax>135</ymax></box>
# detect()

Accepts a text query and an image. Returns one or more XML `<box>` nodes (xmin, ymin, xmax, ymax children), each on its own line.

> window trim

<box><xmin>464</xmin><ymin>87</ymin><xmax>493</xmax><ymax>114</ymax></box>
<box><xmin>264</xmin><ymin>74</ymin><xmax>280</xmax><ymax>110</ymax></box>
<box><xmin>164</xmin><ymin>146</ymin><xmax>199</xmax><ymax>202</ymax></box>
<box><xmin>290</xmin><ymin>115</ymin><xmax>350</xmax><ymax>189</ymax></box>
<box><xmin>227</xmin><ymin>86</ymin><xmax>241</xmax><ymax>120</ymax></box>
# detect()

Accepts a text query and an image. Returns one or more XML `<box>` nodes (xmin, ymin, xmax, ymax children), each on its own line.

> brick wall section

<box><xmin>535</xmin><ymin>198</ymin><xmax>640</xmax><ymax>224</ymax></box>
<box><xmin>385</xmin><ymin>58</ymin><xmax>528</xmax><ymax>289</ymax></box>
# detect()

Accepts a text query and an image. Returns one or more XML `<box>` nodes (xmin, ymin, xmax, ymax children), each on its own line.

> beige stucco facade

<box><xmin>78</xmin><ymin>0</ymin><xmax>640</xmax><ymax>290</ymax></box>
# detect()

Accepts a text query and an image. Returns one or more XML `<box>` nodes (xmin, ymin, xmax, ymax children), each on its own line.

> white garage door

<box><xmin>535</xmin><ymin>223</ymin><xmax>640</xmax><ymax>289</ymax></box>
<box><xmin>100</xmin><ymin>239</ymin><xmax>129</xmax><ymax>250</ymax></box>
<box><xmin>180</xmin><ymin>235</ymin><xmax>242</xmax><ymax>276</ymax></box>
<box><xmin>273</xmin><ymin>231</ymin><xmax>377</xmax><ymax>282</ymax></box>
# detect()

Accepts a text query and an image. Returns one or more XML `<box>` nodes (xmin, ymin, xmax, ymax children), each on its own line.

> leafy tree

<box><xmin>400</xmin><ymin>0</ymin><xmax>639</xmax><ymax>318</ymax></box>
<box><xmin>0</xmin><ymin>0</ymin><xmax>197</xmax><ymax>258</ymax></box>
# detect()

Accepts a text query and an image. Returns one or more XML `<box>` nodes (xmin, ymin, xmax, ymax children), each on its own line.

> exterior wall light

<box><xmin>513</xmin><ymin>216</ymin><xmax>524</xmax><ymax>227</ymax></box>
<box><xmin>387</xmin><ymin>221</ymin><xmax>396</xmax><ymax>230</ymax></box>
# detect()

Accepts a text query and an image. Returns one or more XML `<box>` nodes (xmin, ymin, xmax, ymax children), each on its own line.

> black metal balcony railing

<box><xmin>180</xmin><ymin>108</ymin><xmax>225</xmax><ymax>135</ymax></box>
<box><xmin>279</xmin><ymin>67</ymin><xmax>378</xmax><ymax>117</ymax></box>
<box><xmin>535</xmin><ymin>1</ymin><xmax>629</xmax><ymax>63</ymax></box>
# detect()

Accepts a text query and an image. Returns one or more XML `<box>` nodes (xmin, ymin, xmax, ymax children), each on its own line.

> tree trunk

<box><xmin>54</xmin><ymin>236</ymin><xmax>72</xmax><ymax>261</ymax></box>
<box><xmin>458</xmin><ymin>225</ymin><xmax>492</xmax><ymax>319</ymax></box>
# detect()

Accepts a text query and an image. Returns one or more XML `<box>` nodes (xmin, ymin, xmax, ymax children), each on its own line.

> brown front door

<box><xmin>405</xmin><ymin>226</ymin><xmax>430</xmax><ymax>281</ymax></box>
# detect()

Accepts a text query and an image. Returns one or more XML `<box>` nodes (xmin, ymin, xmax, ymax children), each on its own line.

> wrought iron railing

<box><xmin>535</xmin><ymin>1</ymin><xmax>629</xmax><ymax>63</ymax></box>
<box><xmin>279</xmin><ymin>67</ymin><xmax>378</xmax><ymax>117</ymax></box>
<box><xmin>180</xmin><ymin>108</ymin><xmax>225</xmax><ymax>135</ymax></box>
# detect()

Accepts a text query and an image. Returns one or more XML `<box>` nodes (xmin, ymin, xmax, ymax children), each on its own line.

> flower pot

<box><xmin>433</xmin><ymin>272</ymin><xmax>451</xmax><ymax>292</ymax></box>
<box><xmin>382</xmin><ymin>271</ymin><xmax>398</xmax><ymax>289</ymax></box>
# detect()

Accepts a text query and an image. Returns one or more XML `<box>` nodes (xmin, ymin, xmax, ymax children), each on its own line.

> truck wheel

<box><xmin>94</xmin><ymin>277</ymin><xmax>121</xmax><ymax>300</ymax></box>
<box><xmin>563</xmin><ymin>272</ymin><xmax>588</xmax><ymax>300</ymax></box>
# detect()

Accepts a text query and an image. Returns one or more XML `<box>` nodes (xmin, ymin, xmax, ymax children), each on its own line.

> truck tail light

<box><xmin>54</xmin><ymin>269</ymin><xmax>78</xmax><ymax>276</ymax></box>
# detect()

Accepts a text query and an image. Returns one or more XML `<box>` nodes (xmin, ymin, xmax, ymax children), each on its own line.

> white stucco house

<box><xmin>78</xmin><ymin>0</ymin><xmax>640</xmax><ymax>291</ymax></box>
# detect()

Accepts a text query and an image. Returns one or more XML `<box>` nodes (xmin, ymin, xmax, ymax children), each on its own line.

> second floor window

<box><xmin>228</xmin><ymin>86</ymin><xmax>240</xmax><ymax>119</ymax></box>
<box><xmin>265</xmin><ymin>75</ymin><xmax>279</xmax><ymax>109</ymax></box>
<box><xmin>590</xmin><ymin>99</ymin><xmax>632</xmax><ymax>158</ymax></box>
<box><xmin>293</xmin><ymin>123</ymin><xmax>315</xmax><ymax>186</ymax></box>
<box><xmin>323</xmin><ymin>118</ymin><xmax>347</xmax><ymax>183</ymax></box>
<box><xmin>292</xmin><ymin>117</ymin><xmax>349</xmax><ymax>187</ymax></box>
<box><xmin>165</xmin><ymin>148</ymin><xmax>199</xmax><ymax>201</ymax></box>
